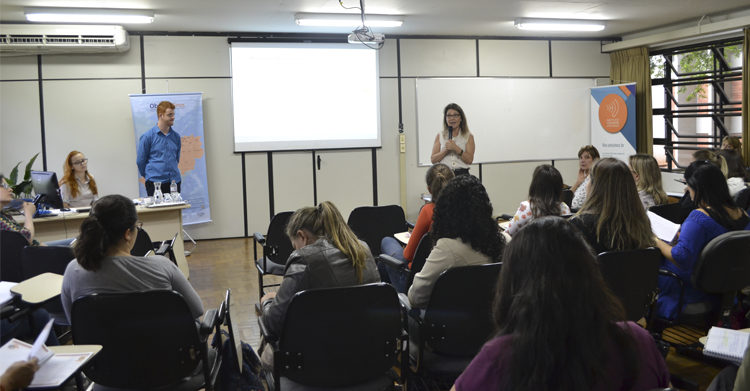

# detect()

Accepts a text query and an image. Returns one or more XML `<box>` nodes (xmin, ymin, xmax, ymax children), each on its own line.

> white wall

<box><xmin>0</xmin><ymin>34</ymin><xmax>612</xmax><ymax>236</ymax></box>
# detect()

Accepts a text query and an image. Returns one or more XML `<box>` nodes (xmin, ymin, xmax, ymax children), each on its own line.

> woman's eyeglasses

<box><xmin>72</xmin><ymin>158</ymin><xmax>88</xmax><ymax>166</ymax></box>
<box><xmin>445</xmin><ymin>114</ymin><xmax>461</xmax><ymax>118</ymax></box>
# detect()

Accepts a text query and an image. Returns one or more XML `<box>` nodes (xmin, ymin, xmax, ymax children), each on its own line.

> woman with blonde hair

<box><xmin>380</xmin><ymin>163</ymin><xmax>454</xmax><ymax>292</ymax></box>
<box><xmin>59</xmin><ymin>150</ymin><xmax>99</xmax><ymax>208</ymax></box>
<box><xmin>570</xmin><ymin>158</ymin><xmax>655</xmax><ymax>254</ymax></box>
<box><xmin>629</xmin><ymin>154</ymin><xmax>668</xmax><ymax>210</ymax></box>
<box><xmin>259</xmin><ymin>201</ymin><xmax>379</xmax><ymax>371</ymax></box>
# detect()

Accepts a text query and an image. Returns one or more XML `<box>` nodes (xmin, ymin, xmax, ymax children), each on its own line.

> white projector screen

<box><xmin>416</xmin><ymin>78</ymin><xmax>594</xmax><ymax>166</ymax></box>
<box><xmin>230</xmin><ymin>42</ymin><xmax>381</xmax><ymax>152</ymax></box>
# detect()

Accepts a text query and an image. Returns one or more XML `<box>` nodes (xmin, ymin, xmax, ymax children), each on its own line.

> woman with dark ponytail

<box><xmin>61</xmin><ymin>195</ymin><xmax>203</xmax><ymax>321</ymax></box>
<box><xmin>258</xmin><ymin>201</ymin><xmax>380</xmax><ymax>372</ymax></box>
<box><xmin>379</xmin><ymin>163</ymin><xmax>455</xmax><ymax>293</ymax></box>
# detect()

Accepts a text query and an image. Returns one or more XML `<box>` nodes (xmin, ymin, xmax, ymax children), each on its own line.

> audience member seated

<box><xmin>506</xmin><ymin>164</ymin><xmax>570</xmax><ymax>236</ymax></box>
<box><xmin>570</xmin><ymin>145</ymin><xmax>600</xmax><ymax>210</ymax></box>
<box><xmin>706</xmin><ymin>338</ymin><xmax>749</xmax><ymax>391</ymax></box>
<box><xmin>654</xmin><ymin>162</ymin><xmax>750</xmax><ymax>320</ymax></box>
<box><xmin>717</xmin><ymin>150</ymin><xmax>748</xmax><ymax>196</ymax></box>
<box><xmin>1</xmin><ymin>308</ymin><xmax>59</xmax><ymax>347</ymax></box>
<box><xmin>408</xmin><ymin>175</ymin><xmax>505</xmax><ymax>309</ymax></box>
<box><xmin>570</xmin><ymin>158</ymin><xmax>655</xmax><ymax>254</ymax></box>
<box><xmin>379</xmin><ymin>163</ymin><xmax>454</xmax><ymax>293</ymax></box>
<box><xmin>61</xmin><ymin>194</ymin><xmax>204</xmax><ymax>322</ymax></box>
<box><xmin>629</xmin><ymin>153</ymin><xmax>668</xmax><ymax>210</ymax></box>
<box><xmin>1</xmin><ymin>173</ymin><xmax>41</xmax><ymax>246</ymax></box>
<box><xmin>679</xmin><ymin>150</ymin><xmax>729</xmax><ymax>222</ymax></box>
<box><xmin>59</xmin><ymin>151</ymin><xmax>99</xmax><ymax>209</ymax></box>
<box><xmin>453</xmin><ymin>217</ymin><xmax>670</xmax><ymax>391</ymax></box>
<box><xmin>258</xmin><ymin>201</ymin><xmax>380</xmax><ymax>372</ymax></box>
<box><xmin>722</xmin><ymin>136</ymin><xmax>745</xmax><ymax>166</ymax></box>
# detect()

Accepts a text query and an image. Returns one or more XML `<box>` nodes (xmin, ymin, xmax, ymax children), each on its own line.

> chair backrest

<box><xmin>406</xmin><ymin>233</ymin><xmax>433</xmax><ymax>290</ymax></box>
<box><xmin>734</xmin><ymin>187</ymin><xmax>750</xmax><ymax>210</ymax></box>
<box><xmin>264</xmin><ymin>211</ymin><xmax>295</xmax><ymax>266</ymax></box>
<box><xmin>562</xmin><ymin>189</ymin><xmax>574</xmax><ymax>208</ymax></box>
<box><xmin>347</xmin><ymin>205</ymin><xmax>406</xmax><ymax>256</ymax></box>
<box><xmin>692</xmin><ymin>230</ymin><xmax>750</xmax><ymax>293</ymax></box>
<box><xmin>598</xmin><ymin>248</ymin><xmax>661</xmax><ymax>322</ymax></box>
<box><xmin>423</xmin><ymin>263</ymin><xmax>502</xmax><ymax>356</ymax></box>
<box><xmin>21</xmin><ymin>245</ymin><xmax>75</xmax><ymax>279</ymax></box>
<box><xmin>130</xmin><ymin>227</ymin><xmax>155</xmax><ymax>257</ymax></box>
<box><xmin>71</xmin><ymin>290</ymin><xmax>202</xmax><ymax>388</ymax></box>
<box><xmin>277</xmin><ymin>283</ymin><xmax>402</xmax><ymax>387</ymax></box>
<box><xmin>1</xmin><ymin>230</ymin><xmax>29</xmax><ymax>282</ymax></box>
<box><xmin>648</xmin><ymin>202</ymin><xmax>683</xmax><ymax>225</ymax></box>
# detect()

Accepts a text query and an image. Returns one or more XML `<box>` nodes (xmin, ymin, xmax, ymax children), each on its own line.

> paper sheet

<box><xmin>647</xmin><ymin>211</ymin><xmax>680</xmax><ymax>243</ymax></box>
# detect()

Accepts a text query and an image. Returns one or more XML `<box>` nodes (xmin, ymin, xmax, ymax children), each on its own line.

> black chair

<box><xmin>21</xmin><ymin>245</ymin><xmax>75</xmax><ymax>330</ymax></box>
<box><xmin>650</xmin><ymin>231</ymin><xmax>750</xmax><ymax>335</ymax></box>
<box><xmin>131</xmin><ymin>228</ymin><xmax>178</xmax><ymax>264</ymax></box>
<box><xmin>598</xmin><ymin>248</ymin><xmax>661</xmax><ymax>322</ymax></box>
<box><xmin>1</xmin><ymin>230</ymin><xmax>29</xmax><ymax>282</ymax></box>
<box><xmin>348</xmin><ymin>205</ymin><xmax>410</xmax><ymax>258</ymax></box>
<box><xmin>379</xmin><ymin>232</ymin><xmax>433</xmax><ymax>292</ymax></box>
<box><xmin>71</xmin><ymin>290</ymin><xmax>222</xmax><ymax>391</ymax></box>
<box><xmin>734</xmin><ymin>186</ymin><xmax>750</xmax><ymax>210</ymax></box>
<box><xmin>648</xmin><ymin>203</ymin><xmax>684</xmax><ymax>225</ymax></box>
<box><xmin>253</xmin><ymin>211</ymin><xmax>295</xmax><ymax>313</ymax></box>
<box><xmin>563</xmin><ymin>188</ymin><xmax>574</xmax><ymax>208</ymax></box>
<box><xmin>403</xmin><ymin>263</ymin><xmax>502</xmax><ymax>381</ymax></box>
<box><xmin>258</xmin><ymin>283</ymin><xmax>406</xmax><ymax>391</ymax></box>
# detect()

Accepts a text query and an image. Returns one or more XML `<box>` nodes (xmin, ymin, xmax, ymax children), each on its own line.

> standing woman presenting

<box><xmin>431</xmin><ymin>103</ymin><xmax>475</xmax><ymax>176</ymax></box>
<box><xmin>59</xmin><ymin>151</ymin><xmax>99</xmax><ymax>208</ymax></box>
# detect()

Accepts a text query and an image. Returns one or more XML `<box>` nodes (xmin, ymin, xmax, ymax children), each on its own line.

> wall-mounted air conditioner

<box><xmin>0</xmin><ymin>24</ymin><xmax>130</xmax><ymax>56</ymax></box>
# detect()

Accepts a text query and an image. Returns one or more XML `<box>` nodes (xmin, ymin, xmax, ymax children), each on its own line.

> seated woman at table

<box><xmin>505</xmin><ymin>164</ymin><xmax>570</xmax><ymax>236</ymax></box>
<box><xmin>59</xmin><ymin>151</ymin><xmax>99</xmax><ymax>208</ymax></box>
<box><xmin>408</xmin><ymin>175</ymin><xmax>505</xmax><ymax>309</ymax></box>
<box><xmin>629</xmin><ymin>153</ymin><xmax>668</xmax><ymax>210</ymax></box>
<box><xmin>61</xmin><ymin>194</ymin><xmax>203</xmax><ymax>322</ymax></box>
<box><xmin>453</xmin><ymin>217</ymin><xmax>670</xmax><ymax>391</ymax></box>
<box><xmin>654</xmin><ymin>162</ymin><xmax>750</xmax><ymax>320</ymax></box>
<box><xmin>570</xmin><ymin>145</ymin><xmax>600</xmax><ymax>210</ymax></box>
<box><xmin>717</xmin><ymin>149</ymin><xmax>748</xmax><ymax>197</ymax></box>
<box><xmin>569</xmin><ymin>158</ymin><xmax>655</xmax><ymax>254</ymax></box>
<box><xmin>379</xmin><ymin>163</ymin><xmax>454</xmax><ymax>293</ymax></box>
<box><xmin>680</xmin><ymin>150</ymin><xmax>729</xmax><ymax>222</ymax></box>
<box><xmin>258</xmin><ymin>201</ymin><xmax>380</xmax><ymax>371</ymax></box>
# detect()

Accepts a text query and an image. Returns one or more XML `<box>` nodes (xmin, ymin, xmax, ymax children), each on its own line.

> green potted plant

<box><xmin>3</xmin><ymin>153</ymin><xmax>40</xmax><ymax>198</ymax></box>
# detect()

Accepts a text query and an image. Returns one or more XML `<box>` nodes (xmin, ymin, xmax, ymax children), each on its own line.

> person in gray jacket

<box><xmin>258</xmin><ymin>201</ymin><xmax>380</xmax><ymax>371</ymax></box>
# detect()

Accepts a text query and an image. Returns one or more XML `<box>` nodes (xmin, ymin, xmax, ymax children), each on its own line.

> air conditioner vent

<box><xmin>0</xmin><ymin>25</ymin><xmax>129</xmax><ymax>56</ymax></box>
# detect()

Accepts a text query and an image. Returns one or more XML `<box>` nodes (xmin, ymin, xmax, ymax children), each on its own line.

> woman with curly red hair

<box><xmin>59</xmin><ymin>151</ymin><xmax>99</xmax><ymax>208</ymax></box>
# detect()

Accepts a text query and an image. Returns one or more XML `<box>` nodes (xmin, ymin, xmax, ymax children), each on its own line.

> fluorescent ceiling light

<box><xmin>514</xmin><ymin>18</ymin><xmax>605</xmax><ymax>32</ymax></box>
<box><xmin>295</xmin><ymin>13</ymin><xmax>403</xmax><ymax>27</ymax></box>
<box><xmin>25</xmin><ymin>7</ymin><xmax>154</xmax><ymax>24</ymax></box>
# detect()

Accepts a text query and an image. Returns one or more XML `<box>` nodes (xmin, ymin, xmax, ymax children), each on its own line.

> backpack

<box><xmin>212</xmin><ymin>330</ymin><xmax>265</xmax><ymax>391</ymax></box>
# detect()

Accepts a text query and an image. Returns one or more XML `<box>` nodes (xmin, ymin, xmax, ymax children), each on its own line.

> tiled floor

<box><xmin>186</xmin><ymin>238</ymin><xmax>725</xmax><ymax>390</ymax></box>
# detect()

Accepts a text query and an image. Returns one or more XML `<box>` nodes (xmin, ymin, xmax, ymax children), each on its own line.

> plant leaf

<box><xmin>8</xmin><ymin>162</ymin><xmax>21</xmax><ymax>185</ymax></box>
<box><xmin>23</xmin><ymin>153</ymin><xmax>40</xmax><ymax>182</ymax></box>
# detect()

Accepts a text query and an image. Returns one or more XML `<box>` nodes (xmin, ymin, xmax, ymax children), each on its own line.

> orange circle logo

<box><xmin>598</xmin><ymin>94</ymin><xmax>627</xmax><ymax>133</ymax></box>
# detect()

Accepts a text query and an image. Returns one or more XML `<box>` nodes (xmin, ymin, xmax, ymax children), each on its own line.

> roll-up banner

<box><xmin>590</xmin><ymin>83</ymin><xmax>637</xmax><ymax>163</ymax></box>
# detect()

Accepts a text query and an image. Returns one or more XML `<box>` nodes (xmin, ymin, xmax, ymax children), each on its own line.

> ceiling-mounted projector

<box><xmin>348</xmin><ymin>33</ymin><xmax>385</xmax><ymax>44</ymax></box>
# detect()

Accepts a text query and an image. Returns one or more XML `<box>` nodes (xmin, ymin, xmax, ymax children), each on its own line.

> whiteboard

<box><xmin>416</xmin><ymin>78</ymin><xmax>595</xmax><ymax>166</ymax></box>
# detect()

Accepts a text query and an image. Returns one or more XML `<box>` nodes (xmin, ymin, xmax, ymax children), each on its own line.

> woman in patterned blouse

<box><xmin>506</xmin><ymin>164</ymin><xmax>570</xmax><ymax>236</ymax></box>
<box><xmin>0</xmin><ymin>173</ymin><xmax>40</xmax><ymax>246</ymax></box>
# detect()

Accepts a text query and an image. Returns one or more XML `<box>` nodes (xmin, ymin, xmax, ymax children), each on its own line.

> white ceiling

<box><xmin>1</xmin><ymin>0</ymin><xmax>750</xmax><ymax>38</ymax></box>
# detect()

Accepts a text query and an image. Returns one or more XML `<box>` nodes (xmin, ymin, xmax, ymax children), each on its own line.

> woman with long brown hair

<box><xmin>59</xmin><ymin>150</ymin><xmax>99</xmax><ymax>208</ymax></box>
<box><xmin>570</xmin><ymin>158</ymin><xmax>655</xmax><ymax>254</ymax></box>
<box><xmin>506</xmin><ymin>164</ymin><xmax>570</xmax><ymax>236</ymax></box>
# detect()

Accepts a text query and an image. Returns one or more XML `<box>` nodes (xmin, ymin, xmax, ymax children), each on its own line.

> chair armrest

<box><xmin>258</xmin><ymin>316</ymin><xmax>278</xmax><ymax>342</ymax></box>
<box><xmin>500</xmin><ymin>214</ymin><xmax>514</xmax><ymax>221</ymax></box>
<box><xmin>379</xmin><ymin>254</ymin><xmax>409</xmax><ymax>271</ymax></box>
<box><xmin>155</xmin><ymin>241</ymin><xmax>170</xmax><ymax>256</ymax></box>
<box><xmin>406</xmin><ymin>221</ymin><xmax>416</xmax><ymax>230</ymax></box>
<box><xmin>200</xmin><ymin>308</ymin><xmax>219</xmax><ymax>335</ymax></box>
<box><xmin>399</xmin><ymin>293</ymin><xmax>423</xmax><ymax>323</ymax></box>
<box><xmin>253</xmin><ymin>232</ymin><xmax>266</xmax><ymax>245</ymax></box>
<box><xmin>0</xmin><ymin>305</ymin><xmax>17</xmax><ymax>320</ymax></box>
<box><xmin>658</xmin><ymin>269</ymin><xmax>686</xmax><ymax>320</ymax></box>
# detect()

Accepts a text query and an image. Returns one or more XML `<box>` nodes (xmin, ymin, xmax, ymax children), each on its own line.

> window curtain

<box><xmin>610</xmin><ymin>47</ymin><xmax>653</xmax><ymax>154</ymax></box>
<box><xmin>743</xmin><ymin>28</ymin><xmax>749</xmax><ymax>165</ymax></box>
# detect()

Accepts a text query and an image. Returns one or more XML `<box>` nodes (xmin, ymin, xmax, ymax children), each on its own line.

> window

<box><xmin>650</xmin><ymin>39</ymin><xmax>743</xmax><ymax>171</ymax></box>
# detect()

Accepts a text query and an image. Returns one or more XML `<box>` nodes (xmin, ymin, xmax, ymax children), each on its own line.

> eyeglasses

<box><xmin>445</xmin><ymin>114</ymin><xmax>461</xmax><ymax>118</ymax></box>
<box><xmin>136</xmin><ymin>221</ymin><xmax>143</xmax><ymax>231</ymax></box>
<box><xmin>72</xmin><ymin>158</ymin><xmax>88</xmax><ymax>166</ymax></box>
<box><xmin>0</xmin><ymin>181</ymin><xmax>9</xmax><ymax>190</ymax></box>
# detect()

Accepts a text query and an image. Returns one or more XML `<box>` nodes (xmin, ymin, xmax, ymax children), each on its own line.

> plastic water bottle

<box><xmin>170</xmin><ymin>180</ymin><xmax>180</xmax><ymax>202</ymax></box>
<box><xmin>153</xmin><ymin>182</ymin><xmax>163</xmax><ymax>205</ymax></box>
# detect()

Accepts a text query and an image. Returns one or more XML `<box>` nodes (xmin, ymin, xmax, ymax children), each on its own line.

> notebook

<box><xmin>703</xmin><ymin>327</ymin><xmax>750</xmax><ymax>365</ymax></box>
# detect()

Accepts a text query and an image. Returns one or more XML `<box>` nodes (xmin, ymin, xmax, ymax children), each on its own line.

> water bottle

<box><xmin>170</xmin><ymin>180</ymin><xmax>180</xmax><ymax>203</ymax></box>
<box><xmin>153</xmin><ymin>182</ymin><xmax>163</xmax><ymax>205</ymax></box>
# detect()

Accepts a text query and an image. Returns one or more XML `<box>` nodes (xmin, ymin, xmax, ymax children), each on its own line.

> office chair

<box><xmin>258</xmin><ymin>283</ymin><xmax>406</xmax><ymax>391</ymax></box>
<box><xmin>131</xmin><ymin>228</ymin><xmax>179</xmax><ymax>265</ymax></box>
<box><xmin>598</xmin><ymin>248</ymin><xmax>661</xmax><ymax>322</ymax></box>
<box><xmin>734</xmin><ymin>187</ymin><xmax>749</xmax><ymax>210</ymax></box>
<box><xmin>379</xmin><ymin>232</ymin><xmax>433</xmax><ymax>292</ymax></box>
<box><xmin>347</xmin><ymin>205</ymin><xmax>411</xmax><ymax>258</ymax></box>
<box><xmin>562</xmin><ymin>188</ymin><xmax>574</xmax><ymax>208</ymax></box>
<box><xmin>649</xmin><ymin>231</ymin><xmax>750</xmax><ymax>338</ymax></box>
<box><xmin>648</xmin><ymin>203</ymin><xmax>684</xmax><ymax>225</ymax></box>
<box><xmin>1</xmin><ymin>230</ymin><xmax>29</xmax><ymax>282</ymax></box>
<box><xmin>71</xmin><ymin>290</ymin><xmax>222</xmax><ymax>391</ymax></box>
<box><xmin>402</xmin><ymin>263</ymin><xmax>501</xmax><ymax>385</ymax></box>
<box><xmin>253</xmin><ymin>211</ymin><xmax>295</xmax><ymax>313</ymax></box>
